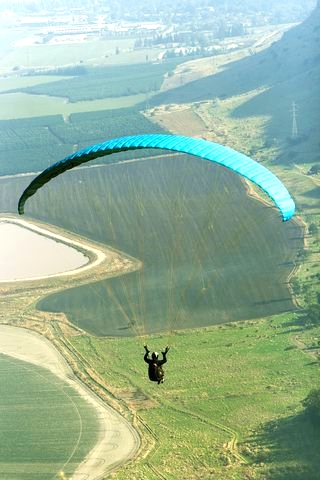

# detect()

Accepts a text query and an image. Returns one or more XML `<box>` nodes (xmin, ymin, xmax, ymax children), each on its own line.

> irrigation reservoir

<box><xmin>0</xmin><ymin>219</ymin><xmax>89</xmax><ymax>282</ymax></box>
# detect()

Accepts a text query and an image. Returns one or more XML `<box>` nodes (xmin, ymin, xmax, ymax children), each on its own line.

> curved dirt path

<box><xmin>0</xmin><ymin>324</ymin><xmax>140</xmax><ymax>479</ymax></box>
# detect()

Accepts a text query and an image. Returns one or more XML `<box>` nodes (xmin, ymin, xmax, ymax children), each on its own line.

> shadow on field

<box><xmin>282</xmin><ymin>312</ymin><xmax>307</xmax><ymax>329</ymax></box>
<box><xmin>253</xmin><ymin>297</ymin><xmax>293</xmax><ymax>306</ymax></box>
<box><xmin>248</xmin><ymin>413</ymin><xmax>320</xmax><ymax>480</ymax></box>
<box><xmin>303</xmin><ymin>187</ymin><xmax>320</xmax><ymax>200</ymax></box>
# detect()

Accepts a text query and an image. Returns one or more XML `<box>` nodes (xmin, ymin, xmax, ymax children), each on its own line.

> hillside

<box><xmin>151</xmin><ymin>2</ymin><xmax>320</xmax><ymax>165</ymax></box>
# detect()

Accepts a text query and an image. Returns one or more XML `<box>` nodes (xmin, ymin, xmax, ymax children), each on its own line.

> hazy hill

<box><xmin>0</xmin><ymin>0</ymin><xmax>315</xmax><ymax>19</ymax></box>
<box><xmin>152</xmin><ymin>1</ymin><xmax>320</xmax><ymax>165</ymax></box>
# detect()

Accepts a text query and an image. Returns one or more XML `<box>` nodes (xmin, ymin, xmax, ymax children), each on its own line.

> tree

<box><xmin>302</xmin><ymin>389</ymin><xmax>320</xmax><ymax>425</ymax></box>
<box><xmin>305</xmin><ymin>304</ymin><xmax>320</xmax><ymax>325</ymax></box>
<box><xmin>308</xmin><ymin>223</ymin><xmax>318</xmax><ymax>235</ymax></box>
<box><xmin>308</xmin><ymin>164</ymin><xmax>320</xmax><ymax>175</ymax></box>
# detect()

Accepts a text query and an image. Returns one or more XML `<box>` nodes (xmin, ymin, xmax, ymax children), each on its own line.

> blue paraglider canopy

<box><xmin>18</xmin><ymin>134</ymin><xmax>295</xmax><ymax>221</ymax></box>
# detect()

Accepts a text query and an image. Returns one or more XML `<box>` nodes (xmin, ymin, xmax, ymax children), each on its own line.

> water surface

<box><xmin>0</xmin><ymin>222</ymin><xmax>88</xmax><ymax>282</ymax></box>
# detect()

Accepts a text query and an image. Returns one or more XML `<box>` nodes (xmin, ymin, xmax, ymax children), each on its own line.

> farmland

<box><xmin>0</xmin><ymin>353</ymin><xmax>99</xmax><ymax>480</ymax></box>
<box><xmin>0</xmin><ymin>91</ymin><xmax>149</xmax><ymax>120</ymax></box>
<box><xmin>4</xmin><ymin>61</ymin><xmax>183</xmax><ymax>102</ymax></box>
<box><xmin>0</xmin><ymin>108</ymin><xmax>169</xmax><ymax>175</ymax></box>
<box><xmin>0</xmin><ymin>12</ymin><xmax>319</xmax><ymax>480</ymax></box>
<box><xmin>0</xmin><ymin>48</ymin><xmax>182</xmax><ymax>175</ymax></box>
<box><xmin>0</xmin><ymin>35</ymin><xmax>162</xmax><ymax>73</ymax></box>
<box><xmin>27</xmin><ymin>156</ymin><xmax>302</xmax><ymax>337</ymax></box>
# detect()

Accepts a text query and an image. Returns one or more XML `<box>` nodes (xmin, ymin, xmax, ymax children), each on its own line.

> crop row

<box><xmin>0</xmin><ymin>355</ymin><xmax>99</xmax><ymax>479</ymax></box>
<box><xmin>5</xmin><ymin>59</ymin><xmax>182</xmax><ymax>102</ymax></box>
<box><xmin>0</xmin><ymin>127</ymin><xmax>61</xmax><ymax>151</ymax></box>
<box><xmin>52</xmin><ymin>108</ymin><xmax>164</xmax><ymax>146</ymax></box>
<box><xmin>0</xmin><ymin>107</ymin><xmax>168</xmax><ymax>176</ymax></box>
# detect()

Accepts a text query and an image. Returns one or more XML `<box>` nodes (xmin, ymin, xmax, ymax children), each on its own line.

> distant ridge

<box><xmin>153</xmin><ymin>1</ymin><xmax>319</xmax><ymax>105</ymax></box>
<box><xmin>152</xmin><ymin>2</ymin><xmax>319</xmax><ymax>164</ymax></box>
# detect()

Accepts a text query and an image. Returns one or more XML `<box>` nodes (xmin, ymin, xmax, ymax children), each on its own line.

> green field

<box><xmin>0</xmin><ymin>34</ymin><xmax>160</xmax><ymax>71</ymax></box>
<box><xmin>66</xmin><ymin>313</ymin><xmax>320</xmax><ymax>480</ymax></box>
<box><xmin>0</xmin><ymin>354</ymin><xmax>99</xmax><ymax>480</ymax></box>
<box><xmin>4</xmin><ymin>61</ymin><xmax>183</xmax><ymax>102</ymax></box>
<box><xmin>18</xmin><ymin>155</ymin><xmax>301</xmax><ymax>337</ymax></box>
<box><xmin>0</xmin><ymin>15</ymin><xmax>319</xmax><ymax>480</ymax></box>
<box><xmin>0</xmin><ymin>91</ymin><xmax>148</xmax><ymax>119</ymax></box>
<box><xmin>0</xmin><ymin>46</ymin><xmax>182</xmax><ymax>174</ymax></box>
<box><xmin>0</xmin><ymin>76</ymin><xmax>69</xmax><ymax>93</ymax></box>
<box><xmin>0</xmin><ymin>108</ymin><xmax>168</xmax><ymax>175</ymax></box>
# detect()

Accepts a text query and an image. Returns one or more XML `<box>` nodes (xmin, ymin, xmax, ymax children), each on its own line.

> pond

<box><xmin>0</xmin><ymin>221</ymin><xmax>89</xmax><ymax>282</ymax></box>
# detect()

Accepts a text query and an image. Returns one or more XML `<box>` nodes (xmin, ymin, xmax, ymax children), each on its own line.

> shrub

<box><xmin>302</xmin><ymin>389</ymin><xmax>320</xmax><ymax>425</ymax></box>
<box><xmin>305</xmin><ymin>304</ymin><xmax>320</xmax><ymax>325</ymax></box>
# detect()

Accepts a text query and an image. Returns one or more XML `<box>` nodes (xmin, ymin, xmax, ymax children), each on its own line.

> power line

<box><xmin>291</xmin><ymin>101</ymin><xmax>299</xmax><ymax>139</ymax></box>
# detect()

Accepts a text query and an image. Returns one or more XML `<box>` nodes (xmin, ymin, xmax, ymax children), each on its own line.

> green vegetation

<box><xmin>0</xmin><ymin>58</ymin><xmax>182</xmax><ymax>175</ymax></box>
<box><xmin>0</xmin><ymin>108</ymin><xmax>168</xmax><ymax>175</ymax></box>
<box><xmin>66</xmin><ymin>313</ymin><xmax>320</xmax><ymax>479</ymax></box>
<box><xmin>0</xmin><ymin>354</ymin><xmax>99</xmax><ymax>480</ymax></box>
<box><xmin>0</xmin><ymin>91</ymin><xmax>149</xmax><ymax>120</ymax></box>
<box><xmin>26</xmin><ymin>155</ymin><xmax>302</xmax><ymax>336</ymax></box>
<box><xmin>0</xmin><ymin>76</ymin><xmax>69</xmax><ymax>93</ymax></box>
<box><xmin>5</xmin><ymin>60</ymin><xmax>183</xmax><ymax>102</ymax></box>
<box><xmin>304</xmin><ymin>305</ymin><xmax>320</xmax><ymax>326</ymax></box>
<box><xmin>0</xmin><ymin>7</ymin><xmax>319</xmax><ymax>479</ymax></box>
<box><xmin>193</xmin><ymin>87</ymin><xmax>320</xmax><ymax>310</ymax></box>
<box><xmin>303</xmin><ymin>389</ymin><xmax>320</xmax><ymax>425</ymax></box>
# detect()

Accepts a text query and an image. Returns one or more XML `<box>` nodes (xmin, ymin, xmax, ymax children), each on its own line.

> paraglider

<box><xmin>18</xmin><ymin>134</ymin><xmax>295</xmax><ymax>221</ymax></box>
<box><xmin>144</xmin><ymin>345</ymin><xmax>170</xmax><ymax>384</ymax></box>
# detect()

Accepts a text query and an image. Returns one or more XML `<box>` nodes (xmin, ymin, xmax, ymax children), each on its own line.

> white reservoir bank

<box><xmin>0</xmin><ymin>220</ymin><xmax>89</xmax><ymax>282</ymax></box>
